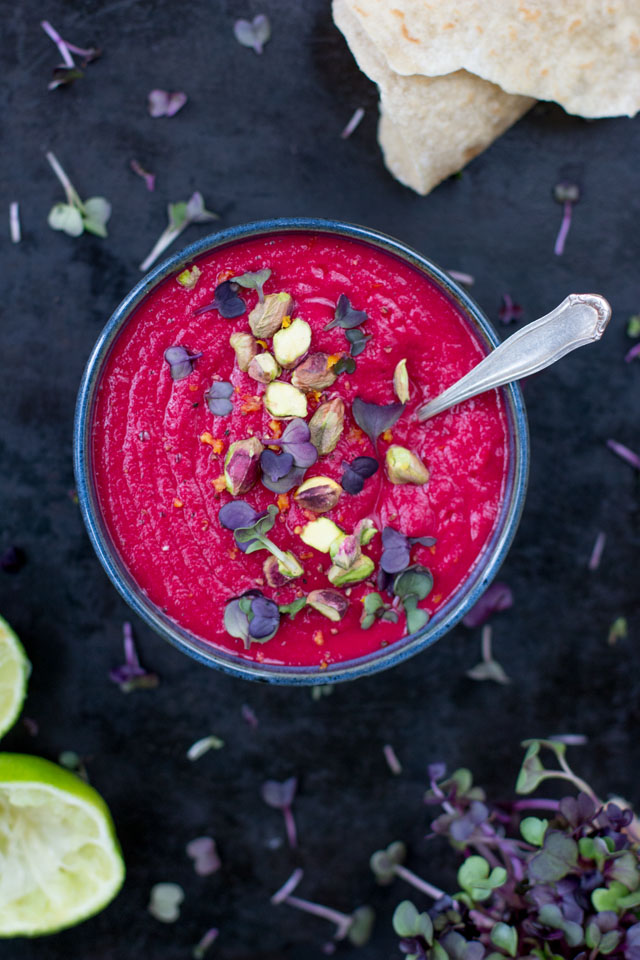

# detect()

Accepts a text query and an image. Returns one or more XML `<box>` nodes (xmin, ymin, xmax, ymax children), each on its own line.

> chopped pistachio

<box><xmin>273</xmin><ymin>318</ymin><xmax>311</xmax><ymax>368</ymax></box>
<box><xmin>327</xmin><ymin>554</ymin><xmax>375</xmax><ymax>587</ymax></box>
<box><xmin>294</xmin><ymin>476</ymin><xmax>342</xmax><ymax>513</ymax></box>
<box><xmin>291</xmin><ymin>353</ymin><xmax>337</xmax><ymax>391</ymax></box>
<box><xmin>248</xmin><ymin>291</ymin><xmax>293</xmax><ymax>338</ymax></box>
<box><xmin>308</xmin><ymin>398</ymin><xmax>345</xmax><ymax>456</ymax></box>
<box><xmin>276</xmin><ymin>551</ymin><xmax>304</xmax><ymax>579</ymax></box>
<box><xmin>264</xmin><ymin>381</ymin><xmax>308</xmax><ymax>419</ymax></box>
<box><xmin>307</xmin><ymin>589</ymin><xmax>349</xmax><ymax>622</ymax></box>
<box><xmin>248</xmin><ymin>352</ymin><xmax>281</xmax><ymax>384</ymax></box>
<box><xmin>356</xmin><ymin>517</ymin><xmax>379</xmax><ymax>546</ymax></box>
<box><xmin>300</xmin><ymin>517</ymin><xmax>344</xmax><ymax>553</ymax></box>
<box><xmin>263</xmin><ymin>555</ymin><xmax>296</xmax><ymax>588</ymax></box>
<box><xmin>177</xmin><ymin>265</ymin><xmax>202</xmax><ymax>289</ymax></box>
<box><xmin>393</xmin><ymin>359</ymin><xmax>410</xmax><ymax>403</ymax></box>
<box><xmin>385</xmin><ymin>445</ymin><xmax>429</xmax><ymax>485</ymax></box>
<box><xmin>229</xmin><ymin>331</ymin><xmax>258</xmax><ymax>372</ymax></box>
<box><xmin>331</xmin><ymin>533</ymin><xmax>361</xmax><ymax>570</ymax></box>
<box><xmin>224</xmin><ymin>437</ymin><xmax>264</xmax><ymax>495</ymax></box>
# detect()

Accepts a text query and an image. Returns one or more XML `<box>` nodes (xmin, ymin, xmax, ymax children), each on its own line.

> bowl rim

<box><xmin>74</xmin><ymin>216</ymin><xmax>529</xmax><ymax>685</ymax></box>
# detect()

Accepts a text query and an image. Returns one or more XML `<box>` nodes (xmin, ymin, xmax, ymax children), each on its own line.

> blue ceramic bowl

<box><xmin>74</xmin><ymin>218</ymin><xmax>529</xmax><ymax>685</ymax></box>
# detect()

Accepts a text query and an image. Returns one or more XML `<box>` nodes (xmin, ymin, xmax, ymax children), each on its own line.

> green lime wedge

<box><xmin>0</xmin><ymin>615</ymin><xmax>31</xmax><ymax>739</ymax></box>
<box><xmin>0</xmin><ymin>753</ymin><xmax>125</xmax><ymax>936</ymax></box>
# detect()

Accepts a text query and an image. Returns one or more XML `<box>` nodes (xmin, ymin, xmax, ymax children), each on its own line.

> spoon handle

<box><xmin>416</xmin><ymin>293</ymin><xmax>611</xmax><ymax>422</ymax></box>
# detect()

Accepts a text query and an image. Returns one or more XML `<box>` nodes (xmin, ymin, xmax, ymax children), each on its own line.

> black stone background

<box><xmin>2</xmin><ymin>1</ymin><xmax>640</xmax><ymax>958</ymax></box>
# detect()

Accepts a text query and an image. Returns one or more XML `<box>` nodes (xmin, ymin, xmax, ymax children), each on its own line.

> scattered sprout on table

<box><xmin>9</xmin><ymin>202</ymin><xmax>20</xmax><ymax>243</ymax></box>
<box><xmin>147</xmin><ymin>89</ymin><xmax>187</xmax><ymax>117</ymax></box>
<box><xmin>40</xmin><ymin>20</ymin><xmax>100</xmax><ymax>90</ymax></box>
<box><xmin>139</xmin><ymin>192</ymin><xmax>219</xmax><ymax>272</ymax></box>
<box><xmin>187</xmin><ymin>735</ymin><xmax>225</xmax><ymax>761</ymax></box>
<box><xmin>109</xmin><ymin>622</ymin><xmax>159</xmax><ymax>692</ymax></box>
<box><xmin>553</xmin><ymin>181</ymin><xmax>580</xmax><ymax>256</ymax></box>
<box><xmin>462</xmin><ymin>581</ymin><xmax>513</xmax><ymax>628</ymax></box>
<box><xmin>234</xmin><ymin>14</ymin><xmax>271</xmax><ymax>54</ymax></box>
<box><xmin>262</xmin><ymin>777</ymin><xmax>298</xmax><ymax>848</ymax></box>
<box><xmin>130</xmin><ymin>159</ymin><xmax>156</xmax><ymax>191</ymax></box>
<box><xmin>148</xmin><ymin>883</ymin><xmax>184</xmax><ymax>923</ymax></box>
<box><xmin>46</xmin><ymin>152</ymin><xmax>111</xmax><ymax>238</ymax></box>
<box><xmin>341</xmin><ymin>107</ymin><xmax>365</xmax><ymax>139</ymax></box>
<box><xmin>466</xmin><ymin>624</ymin><xmax>511</xmax><ymax>684</ymax></box>
<box><xmin>186</xmin><ymin>837</ymin><xmax>221</xmax><ymax>876</ymax></box>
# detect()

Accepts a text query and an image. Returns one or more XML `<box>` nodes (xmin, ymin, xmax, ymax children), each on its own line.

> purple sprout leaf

<box><xmin>234</xmin><ymin>14</ymin><xmax>271</xmax><ymax>54</ymax></box>
<box><xmin>462</xmin><ymin>582</ymin><xmax>513</xmax><ymax>628</ymax></box>
<box><xmin>529</xmin><ymin>831</ymin><xmax>579</xmax><ymax>883</ymax></box>
<box><xmin>109</xmin><ymin>622</ymin><xmax>159</xmax><ymax>692</ymax></box>
<box><xmin>268</xmin><ymin>418</ymin><xmax>319</xmax><ymax>469</ymax></box>
<box><xmin>130</xmin><ymin>160</ymin><xmax>156</xmax><ymax>192</ymax></box>
<box><xmin>186</xmin><ymin>837</ymin><xmax>221</xmax><ymax>877</ymax></box>
<box><xmin>205</xmin><ymin>380</ymin><xmax>234</xmax><ymax>416</ymax></box>
<box><xmin>380</xmin><ymin>527</ymin><xmax>411</xmax><ymax>574</ymax></box>
<box><xmin>164</xmin><ymin>345</ymin><xmax>202</xmax><ymax>381</ymax></box>
<box><xmin>230</xmin><ymin>268</ymin><xmax>271</xmax><ymax>303</ymax></box>
<box><xmin>148</xmin><ymin>89</ymin><xmax>188</xmax><ymax>118</ymax></box>
<box><xmin>262</xmin><ymin>776</ymin><xmax>297</xmax><ymax>810</ymax></box>
<box><xmin>325</xmin><ymin>293</ymin><xmax>368</xmax><ymax>331</ymax></box>
<box><xmin>262</xmin><ymin>465</ymin><xmax>307</xmax><ymax>494</ymax></box>
<box><xmin>261</xmin><ymin>449</ymin><xmax>294</xmax><ymax>482</ymax></box>
<box><xmin>246</xmin><ymin>594</ymin><xmax>280</xmax><ymax>641</ymax></box>
<box><xmin>346</xmin><ymin>327</ymin><xmax>372</xmax><ymax>356</ymax></box>
<box><xmin>219</xmin><ymin>501</ymin><xmax>266</xmax><ymax>553</ymax></box>
<box><xmin>194</xmin><ymin>280</ymin><xmax>246</xmax><ymax>319</ymax></box>
<box><xmin>352</xmin><ymin>397</ymin><xmax>404</xmax><ymax>449</ymax></box>
<box><xmin>341</xmin><ymin>456</ymin><xmax>379</xmax><ymax>495</ymax></box>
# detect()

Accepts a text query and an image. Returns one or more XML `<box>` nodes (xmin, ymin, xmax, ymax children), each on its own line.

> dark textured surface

<box><xmin>2</xmin><ymin>2</ymin><xmax>640</xmax><ymax>958</ymax></box>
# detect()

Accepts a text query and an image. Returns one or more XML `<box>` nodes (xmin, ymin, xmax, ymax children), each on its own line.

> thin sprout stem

<box><xmin>9</xmin><ymin>202</ymin><xmax>20</xmax><ymax>244</ymax></box>
<box><xmin>46</xmin><ymin>152</ymin><xmax>82</xmax><ymax>208</ymax></box>
<box><xmin>283</xmin><ymin>806</ymin><xmax>297</xmax><ymax>849</ymax></box>
<box><xmin>393</xmin><ymin>864</ymin><xmax>448</xmax><ymax>902</ymax></box>
<box><xmin>554</xmin><ymin>201</ymin><xmax>572</xmax><ymax>256</ymax></box>
<box><xmin>512</xmin><ymin>798</ymin><xmax>561</xmax><ymax>812</ymax></box>
<box><xmin>481</xmin><ymin>624</ymin><xmax>492</xmax><ymax>662</ymax></box>
<box><xmin>40</xmin><ymin>21</ymin><xmax>75</xmax><ymax>67</ymax></box>
<box><xmin>282</xmin><ymin>895</ymin><xmax>352</xmax><ymax>939</ymax></box>
<box><xmin>139</xmin><ymin>224</ymin><xmax>185</xmax><ymax>272</ymax></box>
<box><xmin>540</xmin><ymin>769</ymin><xmax>600</xmax><ymax>806</ymax></box>
<box><xmin>63</xmin><ymin>40</ymin><xmax>95</xmax><ymax>58</ymax></box>
<box><xmin>271</xmin><ymin>867</ymin><xmax>304</xmax><ymax>904</ymax></box>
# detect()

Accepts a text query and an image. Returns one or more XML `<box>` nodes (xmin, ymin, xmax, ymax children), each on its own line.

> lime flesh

<box><xmin>0</xmin><ymin>615</ymin><xmax>30</xmax><ymax>739</ymax></box>
<box><xmin>0</xmin><ymin>753</ymin><xmax>125</xmax><ymax>936</ymax></box>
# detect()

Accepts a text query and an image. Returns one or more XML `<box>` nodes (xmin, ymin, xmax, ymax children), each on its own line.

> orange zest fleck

<box><xmin>189</xmin><ymin>383</ymin><xmax>199</xmax><ymax>392</ymax></box>
<box><xmin>327</xmin><ymin>353</ymin><xmax>342</xmax><ymax>369</ymax></box>
<box><xmin>173</xmin><ymin>498</ymin><xmax>184</xmax><ymax>509</ymax></box>
<box><xmin>281</xmin><ymin>315</ymin><xmax>293</xmax><ymax>328</ymax></box>
<box><xmin>313</xmin><ymin>630</ymin><xmax>324</xmax><ymax>646</ymax></box>
<box><xmin>256</xmin><ymin>339</ymin><xmax>268</xmax><ymax>348</ymax></box>
<box><xmin>211</xmin><ymin>475</ymin><xmax>227</xmax><ymax>493</ymax></box>
<box><xmin>381</xmin><ymin>428</ymin><xmax>393</xmax><ymax>443</ymax></box>
<box><xmin>200</xmin><ymin>431</ymin><xmax>216</xmax><ymax>446</ymax></box>
<box><xmin>217</xmin><ymin>268</ymin><xmax>235</xmax><ymax>284</ymax></box>
<box><xmin>241</xmin><ymin>395</ymin><xmax>262</xmax><ymax>414</ymax></box>
<box><xmin>294</xmin><ymin>525</ymin><xmax>302</xmax><ymax>535</ymax></box>
<box><xmin>277</xmin><ymin>493</ymin><xmax>290</xmax><ymax>512</ymax></box>
<box><xmin>268</xmin><ymin>420</ymin><xmax>282</xmax><ymax>437</ymax></box>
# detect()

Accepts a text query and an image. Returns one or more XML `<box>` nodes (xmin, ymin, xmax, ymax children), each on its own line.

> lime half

<box><xmin>0</xmin><ymin>753</ymin><xmax>125</xmax><ymax>936</ymax></box>
<box><xmin>0</xmin><ymin>615</ymin><xmax>30</xmax><ymax>739</ymax></box>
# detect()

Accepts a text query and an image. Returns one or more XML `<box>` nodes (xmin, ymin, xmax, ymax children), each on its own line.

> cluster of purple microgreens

<box><xmin>164</xmin><ymin>271</ymin><xmax>436</xmax><ymax>646</ymax></box>
<box><xmin>386</xmin><ymin>739</ymin><xmax>640</xmax><ymax>960</ymax></box>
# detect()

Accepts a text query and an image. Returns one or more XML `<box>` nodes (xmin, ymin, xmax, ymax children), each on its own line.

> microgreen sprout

<box><xmin>224</xmin><ymin>591</ymin><xmax>281</xmax><ymax>647</ymax></box>
<box><xmin>588</xmin><ymin>530</ymin><xmax>606</xmax><ymax>571</ymax></box>
<box><xmin>380</xmin><ymin>527</ymin><xmax>435</xmax><ymax>575</ymax></box>
<box><xmin>205</xmin><ymin>381</ymin><xmax>233</xmax><ymax>416</ymax></box>
<box><xmin>371</xmin><ymin>842</ymin><xmax>449</xmax><ymax>901</ymax></box>
<box><xmin>383</xmin><ymin>744</ymin><xmax>403</xmax><ymax>775</ymax></box>
<box><xmin>186</xmin><ymin>837</ymin><xmax>221</xmax><ymax>876</ymax></box>
<box><xmin>139</xmin><ymin>192</ymin><xmax>219</xmax><ymax>272</ymax></box>
<box><xmin>221</xmin><ymin>503</ymin><xmax>303</xmax><ymax>578</ymax></box>
<box><xmin>264</xmin><ymin>418</ymin><xmax>318</xmax><ymax>468</ymax></box>
<box><xmin>352</xmin><ymin>397</ymin><xmax>404</xmax><ymax>450</ymax></box>
<box><xmin>262</xmin><ymin>778</ymin><xmax>298</xmax><ymax>848</ymax></box>
<box><xmin>40</xmin><ymin>20</ymin><xmax>100</xmax><ymax>89</ymax></box>
<box><xmin>234</xmin><ymin>15</ymin><xmax>271</xmax><ymax>54</ymax></box>
<box><xmin>462</xmin><ymin>581</ymin><xmax>513</xmax><ymax>628</ymax></box>
<box><xmin>148</xmin><ymin>89</ymin><xmax>187</xmax><ymax>117</ymax></box>
<box><xmin>192</xmin><ymin>928</ymin><xmax>219</xmax><ymax>960</ymax></box>
<box><xmin>553</xmin><ymin>181</ymin><xmax>580</xmax><ymax>256</ymax></box>
<box><xmin>164</xmin><ymin>346</ymin><xmax>202</xmax><ymax>381</ymax></box>
<box><xmin>148</xmin><ymin>883</ymin><xmax>184</xmax><ymax>923</ymax></box>
<box><xmin>271</xmin><ymin>869</ymin><xmax>375</xmax><ymax>945</ymax></box>
<box><xmin>325</xmin><ymin>293</ymin><xmax>368</xmax><ymax>331</ymax></box>
<box><xmin>341</xmin><ymin>107</ymin><xmax>365</xmax><ymax>139</ymax></box>
<box><xmin>393</xmin><ymin>565</ymin><xmax>433</xmax><ymax>634</ymax></box>
<box><xmin>231</xmin><ymin>268</ymin><xmax>271</xmax><ymax>303</ymax></box>
<box><xmin>466</xmin><ymin>624</ymin><xmax>511</xmax><ymax>684</ymax></box>
<box><xmin>194</xmin><ymin>280</ymin><xmax>246</xmax><ymax>319</ymax></box>
<box><xmin>130</xmin><ymin>159</ymin><xmax>156</xmax><ymax>192</ymax></box>
<box><xmin>498</xmin><ymin>293</ymin><xmax>523</xmax><ymax>325</ymax></box>
<box><xmin>46</xmin><ymin>152</ymin><xmax>111</xmax><ymax>238</ymax></box>
<box><xmin>607</xmin><ymin>439</ymin><xmax>640</xmax><ymax>471</ymax></box>
<box><xmin>345</xmin><ymin>328</ymin><xmax>372</xmax><ymax>356</ymax></box>
<box><xmin>9</xmin><ymin>202</ymin><xmax>20</xmax><ymax>244</ymax></box>
<box><xmin>341</xmin><ymin>456</ymin><xmax>378</xmax><ymax>495</ymax></box>
<box><xmin>109</xmin><ymin>622</ymin><xmax>159</xmax><ymax>692</ymax></box>
<box><xmin>360</xmin><ymin>591</ymin><xmax>398</xmax><ymax>629</ymax></box>
<box><xmin>186</xmin><ymin>735</ymin><xmax>225</xmax><ymax>761</ymax></box>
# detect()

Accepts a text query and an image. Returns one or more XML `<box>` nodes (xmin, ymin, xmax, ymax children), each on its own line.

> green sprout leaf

<box><xmin>231</xmin><ymin>268</ymin><xmax>271</xmax><ymax>303</ymax></box>
<box><xmin>591</xmin><ymin>880</ymin><xmax>629</xmax><ymax>913</ymax></box>
<box><xmin>48</xmin><ymin>203</ymin><xmax>84</xmax><ymax>237</ymax></box>
<box><xmin>490</xmin><ymin>922</ymin><xmax>518</xmax><ymax>958</ymax></box>
<box><xmin>278</xmin><ymin>597</ymin><xmax>307</xmax><ymax>618</ymax></box>
<box><xmin>82</xmin><ymin>196</ymin><xmax>112</xmax><ymax>237</ymax></box>
<box><xmin>370</xmin><ymin>841</ymin><xmax>405</xmax><ymax>884</ymax></box>
<box><xmin>457</xmin><ymin>856</ymin><xmax>507</xmax><ymax>902</ymax></box>
<box><xmin>392</xmin><ymin>901</ymin><xmax>420</xmax><ymax>937</ymax></box>
<box><xmin>520</xmin><ymin>816</ymin><xmax>548</xmax><ymax>847</ymax></box>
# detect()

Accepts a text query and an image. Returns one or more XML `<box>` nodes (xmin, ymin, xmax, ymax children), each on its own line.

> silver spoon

<box><xmin>416</xmin><ymin>293</ymin><xmax>611</xmax><ymax>421</ymax></box>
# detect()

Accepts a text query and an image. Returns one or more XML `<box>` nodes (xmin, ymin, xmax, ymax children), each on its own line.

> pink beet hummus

<box><xmin>92</xmin><ymin>231</ymin><xmax>509</xmax><ymax>669</ymax></box>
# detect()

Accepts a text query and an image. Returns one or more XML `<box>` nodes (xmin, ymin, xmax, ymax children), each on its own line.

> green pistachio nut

<box><xmin>306</xmin><ymin>588</ymin><xmax>349</xmax><ymax>622</ymax></box>
<box><xmin>294</xmin><ymin>476</ymin><xmax>342</xmax><ymax>513</ymax></box>
<box><xmin>177</xmin><ymin>265</ymin><xmax>202</xmax><ymax>290</ymax></box>
<box><xmin>248</xmin><ymin>291</ymin><xmax>293</xmax><ymax>338</ymax></box>
<box><xmin>264</xmin><ymin>381</ymin><xmax>308</xmax><ymax>419</ymax></box>
<box><xmin>355</xmin><ymin>517</ymin><xmax>379</xmax><ymax>545</ymax></box>
<box><xmin>331</xmin><ymin>533</ymin><xmax>361</xmax><ymax>571</ymax></box>
<box><xmin>247</xmin><ymin>352</ymin><xmax>281</xmax><ymax>384</ymax></box>
<box><xmin>229</xmin><ymin>331</ymin><xmax>258</xmax><ymax>372</ymax></box>
<box><xmin>277</xmin><ymin>551</ymin><xmax>304</xmax><ymax>579</ymax></box>
<box><xmin>291</xmin><ymin>353</ymin><xmax>338</xmax><ymax>392</ymax></box>
<box><xmin>272</xmin><ymin>318</ymin><xmax>312</xmax><ymax>368</ymax></box>
<box><xmin>224</xmin><ymin>437</ymin><xmax>264</xmax><ymax>495</ymax></box>
<box><xmin>308</xmin><ymin>398</ymin><xmax>345</xmax><ymax>456</ymax></box>
<box><xmin>263</xmin><ymin>555</ymin><xmax>298</xmax><ymax>588</ymax></box>
<box><xmin>300</xmin><ymin>517</ymin><xmax>344</xmax><ymax>553</ymax></box>
<box><xmin>385</xmin><ymin>445</ymin><xmax>429</xmax><ymax>485</ymax></box>
<box><xmin>327</xmin><ymin>554</ymin><xmax>375</xmax><ymax>587</ymax></box>
<box><xmin>393</xmin><ymin>358</ymin><xmax>410</xmax><ymax>403</ymax></box>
